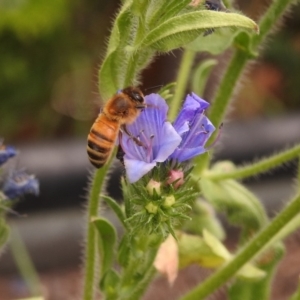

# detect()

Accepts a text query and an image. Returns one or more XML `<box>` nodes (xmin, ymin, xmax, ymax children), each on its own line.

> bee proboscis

<box><xmin>87</xmin><ymin>87</ymin><xmax>146</xmax><ymax>168</ymax></box>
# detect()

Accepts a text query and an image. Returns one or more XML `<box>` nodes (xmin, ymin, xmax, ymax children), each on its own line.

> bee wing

<box><xmin>51</xmin><ymin>68</ymin><xmax>102</xmax><ymax>121</ymax></box>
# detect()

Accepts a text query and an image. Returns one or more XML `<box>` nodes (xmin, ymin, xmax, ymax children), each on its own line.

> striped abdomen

<box><xmin>87</xmin><ymin>114</ymin><xmax>120</xmax><ymax>168</ymax></box>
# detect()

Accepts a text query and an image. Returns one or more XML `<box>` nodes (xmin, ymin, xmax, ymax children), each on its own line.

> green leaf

<box><xmin>139</xmin><ymin>11</ymin><xmax>258</xmax><ymax>52</ymax></box>
<box><xmin>187</xmin><ymin>28</ymin><xmax>240</xmax><ymax>54</ymax></box>
<box><xmin>200</xmin><ymin>178</ymin><xmax>268</xmax><ymax>234</ymax></box>
<box><xmin>99</xmin><ymin>1</ymin><xmax>133</xmax><ymax>98</ymax></box>
<box><xmin>147</xmin><ymin>0</ymin><xmax>192</xmax><ymax>28</ymax></box>
<box><xmin>182</xmin><ymin>199</ymin><xmax>225</xmax><ymax>240</ymax></box>
<box><xmin>178</xmin><ymin>231</ymin><xmax>228</xmax><ymax>269</ymax></box>
<box><xmin>99</xmin><ymin>269</ymin><xmax>120</xmax><ymax>299</ymax></box>
<box><xmin>191</xmin><ymin>59</ymin><xmax>217</xmax><ymax>96</ymax></box>
<box><xmin>92</xmin><ymin>217</ymin><xmax>117</xmax><ymax>278</ymax></box>
<box><xmin>101</xmin><ymin>195</ymin><xmax>128</xmax><ymax>230</ymax></box>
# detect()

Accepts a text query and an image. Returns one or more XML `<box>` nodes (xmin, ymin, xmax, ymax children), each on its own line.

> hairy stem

<box><xmin>83</xmin><ymin>157</ymin><xmax>114</xmax><ymax>300</ymax></box>
<box><xmin>169</xmin><ymin>49</ymin><xmax>196</xmax><ymax>121</ymax></box>
<box><xmin>208</xmin><ymin>48</ymin><xmax>248</xmax><ymax>139</ymax></box>
<box><xmin>180</xmin><ymin>193</ymin><xmax>300</xmax><ymax>300</ymax></box>
<box><xmin>204</xmin><ymin>144</ymin><xmax>300</xmax><ymax>181</ymax></box>
<box><xmin>251</xmin><ymin>0</ymin><xmax>296</xmax><ymax>49</ymax></box>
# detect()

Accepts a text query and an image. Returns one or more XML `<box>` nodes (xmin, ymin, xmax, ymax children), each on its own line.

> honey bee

<box><xmin>87</xmin><ymin>87</ymin><xmax>146</xmax><ymax>168</ymax></box>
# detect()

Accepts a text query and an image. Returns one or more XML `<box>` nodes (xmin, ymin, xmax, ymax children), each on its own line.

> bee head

<box><xmin>122</xmin><ymin>87</ymin><xmax>146</xmax><ymax>109</ymax></box>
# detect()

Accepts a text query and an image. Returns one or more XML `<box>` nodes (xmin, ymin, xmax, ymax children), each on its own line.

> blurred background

<box><xmin>0</xmin><ymin>0</ymin><xmax>300</xmax><ymax>299</ymax></box>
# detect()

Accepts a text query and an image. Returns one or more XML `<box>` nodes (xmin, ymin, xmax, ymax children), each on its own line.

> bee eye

<box><xmin>132</xmin><ymin>92</ymin><xmax>144</xmax><ymax>103</ymax></box>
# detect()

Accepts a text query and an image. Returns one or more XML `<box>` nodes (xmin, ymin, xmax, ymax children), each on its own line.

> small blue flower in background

<box><xmin>170</xmin><ymin>93</ymin><xmax>215</xmax><ymax>162</ymax></box>
<box><xmin>121</xmin><ymin>93</ymin><xmax>182</xmax><ymax>183</ymax></box>
<box><xmin>0</xmin><ymin>144</ymin><xmax>17</xmax><ymax>166</ymax></box>
<box><xmin>2</xmin><ymin>170</ymin><xmax>39</xmax><ymax>200</ymax></box>
<box><xmin>0</xmin><ymin>139</ymin><xmax>39</xmax><ymax>200</ymax></box>
<box><xmin>120</xmin><ymin>92</ymin><xmax>215</xmax><ymax>183</ymax></box>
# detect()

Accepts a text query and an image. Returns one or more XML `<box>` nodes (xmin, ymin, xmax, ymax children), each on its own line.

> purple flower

<box><xmin>2</xmin><ymin>170</ymin><xmax>39</xmax><ymax>199</ymax></box>
<box><xmin>121</xmin><ymin>93</ymin><xmax>182</xmax><ymax>183</ymax></box>
<box><xmin>0</xmin><ymin>145</ymin><xmax>17</xmax><ymax>165</ymax></box>
<box><xmin>170</xmin><ymin>93</ymin><xmax>215</xmax><ymax>161</ymax></box>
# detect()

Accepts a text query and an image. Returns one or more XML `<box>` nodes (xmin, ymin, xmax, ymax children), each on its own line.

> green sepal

<box><xmin>200</xmin><ymin>178</ymin><xmax>268</xmax><ymax>234</ymax></box>
<box><xmin>229</xmin><ymin>243</ymin><xmax>285</xmax><ymax>300</ymax></box>
<box><xmin>157</xmin><ymin>82</ymin><xmax>176</xmax><ymax>101</ymax></box>
<box><xmin>99</xmin><ymin>269</ymin><xmax>120</xmax><ymax>300</ymax></box>
<box><xmin>191</xmin><ymin>59</ymin><xmax>218</xmax><ymax>96</ymax></box>
<box><xmin>139</xmin><ymin>11</ymin><xmax>258</xmax><ymax>52</ymax></box>
<box><xmin>92</xmin><ymin>217</ymin><xmax>117</xmax><ymax>278</ymax></box>
<box><xmin>101</xmin><ymin>194</ymin><xmax>128</xmax><ymax>230</ymax></box>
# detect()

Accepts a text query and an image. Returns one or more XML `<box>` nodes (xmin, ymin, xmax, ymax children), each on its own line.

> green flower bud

<box><xmin>145</xmin><ymin>202</ymin><xmax>158</xmax><ymax>214</ymax></box>
<box><xmin>163</xmin><ymin>195</ymin><xmax>176</xmax><ymax>208</ymax></box>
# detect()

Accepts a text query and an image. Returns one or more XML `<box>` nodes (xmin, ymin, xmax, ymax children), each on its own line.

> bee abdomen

<box><xmin>87</xmin><ymin>118</ymin><xmax>118</xmax><ymax>168</ymax></box>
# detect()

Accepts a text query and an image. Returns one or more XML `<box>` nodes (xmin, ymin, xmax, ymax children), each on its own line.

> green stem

<box><xmin>119</xmin><ymin>239</ymin><xmax>161</xmax><ymax>300</ymax></box>
<box><xmin>169</xmin><ymin>49</ymin><xmax>196</xmax><ymax>121</ymax></box>
<box><xmin>180</xmin><ymin>193</ymin><xmax>300</xmax><ymax>300</ymax></box>
<box><xmin>83</xmin><ymin>157</ymin><xmax>114</xmax><ymax>300</ymax></box>
<box><xmin>204</xmin><ymin>144</ymin><xmax>300</xmax><ymax>181</ymax></box>
<box><xmin>128</xmin><ymin>267</ymin><xmax>157</xmax><ymax>300</ymax></box>
<box><xmin>251</xmin><ymin>0</ymin><xmax>295</xmax><ymax>49</ymax></box>
<box><xmin>208</xmin><ymin>48</ymin><xmax>248</xmax><ymax>136</ymax></box>
<box><xmin>10</xmin><ymin>226</ymin><xmax>42</xmax><ymax>296</ymax></box>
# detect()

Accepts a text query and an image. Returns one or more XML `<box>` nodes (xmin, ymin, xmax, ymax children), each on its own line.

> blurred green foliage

<box><xmin>0</xmin><ymin>0</ymin><xmax>115</xmax><ymax>141</ymax></box>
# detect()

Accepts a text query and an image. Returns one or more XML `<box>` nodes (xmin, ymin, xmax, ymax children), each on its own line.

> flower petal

<box><xmin>154</xmin><ymin>122</ymin><xmax>181</xmax><ymax>162</ymax></box>
<box><xmin>172</xmin><ymin>146</ymin><xmax>207</xmax><ymax>162</ymax></box>
<box><xmin>124</xmin><ymin>158</ymin><xmax>156</xmax><ymax>183</ymax></box>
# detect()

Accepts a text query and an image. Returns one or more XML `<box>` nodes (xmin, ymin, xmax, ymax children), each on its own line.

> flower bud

<box><xmin>145</xmin><ymin>202</ymin><xmax>158</xmax><ymax>214</ymax></box>
<box><xmin>163</xmin><ymin>195</ymin><xmax>175</xmax><ymax>208</ymax></box>
<box><xmin>146</xmin><ymin>179</ymin><xmax>161</xmax><ymax>195</ymax></box>
<box><xmin>167</xmin><ymin>170</ymin><xmax>184</xmax><ymax>189</ymax></box>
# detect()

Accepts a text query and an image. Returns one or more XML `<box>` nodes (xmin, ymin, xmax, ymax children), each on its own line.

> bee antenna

<box><xmin>144</xmin><ymin>85</ymin><xmax>163</xmax><ymax>92</ymax></box>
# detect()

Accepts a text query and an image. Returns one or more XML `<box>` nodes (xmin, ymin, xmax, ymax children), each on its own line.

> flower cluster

<box><xmin>0</xmin><ymin>141</ymin><xmax>39</xmax><ymax>202</ymax></box>
<box><xmin>119</xmin><ymin>92</ymin><xmax>215</xmax><ymax>236</ymax></box>
<box><xmin>121</xmin><ymin>92</ymin><xmax>215</xmax><ymax>183</ymax></box>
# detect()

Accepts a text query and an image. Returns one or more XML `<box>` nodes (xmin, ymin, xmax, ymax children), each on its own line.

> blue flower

<box><xmin>170</xmin><ymin>93</ymin><xmax>215</xmax><ymax>161</ymax></box>
<box><xmin>0</xmin><ymin>144</ymin><xmax>17</xmax><ymax>165</ymax></box>
<box><xmin>2</xmin><ymin>170</ymin><xmax>39</xmax><ymax>200</ymax></box>
<box><xmin>121</xmin><ymin>93</ymin><xmax>182</xmax><ymax>183</ymax></box>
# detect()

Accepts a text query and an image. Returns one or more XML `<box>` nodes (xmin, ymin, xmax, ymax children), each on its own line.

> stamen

<box><xmin>180</xmin><ymin>111</ymin><xmax>205</xmax><ymax>149</ymax></box>
<box><xmin>146</xmin><ymin>135</ymin><xmax>155</xmax><ymax>162</ymax></box>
